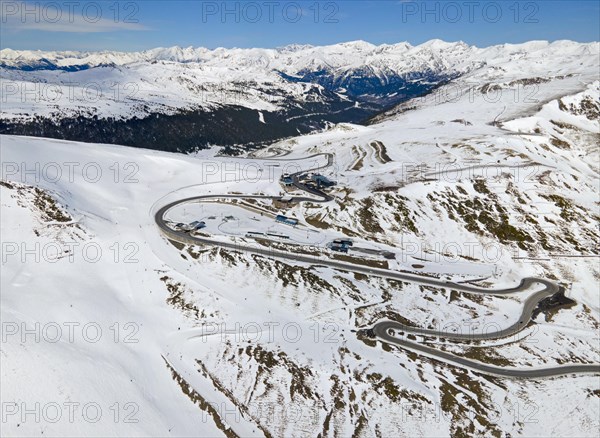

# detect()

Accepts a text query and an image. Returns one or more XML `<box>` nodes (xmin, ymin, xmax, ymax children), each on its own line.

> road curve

<box><xmin>372</xmin><ymin>322</ymin><xmax>600</xmax><ymax>378</ymax></box>
<box><xmin>154</xmin><ymin>153</ymin><xmax>600</xmax><ymax>379</ymax></box>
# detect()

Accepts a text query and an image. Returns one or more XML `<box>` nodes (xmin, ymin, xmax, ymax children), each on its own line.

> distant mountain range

<box><xmin>1</xmin><ymin>39</ymin><xmax>598</xmax><ymax>153</ymax></box>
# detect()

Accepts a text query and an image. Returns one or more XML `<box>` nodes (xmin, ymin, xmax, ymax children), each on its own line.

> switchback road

<box><xmin>155</xmin><ymin>152</ymin><xmax>600</xmax><ymax>379</ymax></box>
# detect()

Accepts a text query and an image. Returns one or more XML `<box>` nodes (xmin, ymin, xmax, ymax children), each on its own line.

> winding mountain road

<box><xmin>154</xmin><ymin>152</ymin><xmax>600</xmax><ymax>379</ymax></box>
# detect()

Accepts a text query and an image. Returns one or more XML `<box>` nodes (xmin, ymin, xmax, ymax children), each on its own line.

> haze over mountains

<box><xmin>2</xmin><ymin>39</ymin><xmax>597</xmax><ymax>152</ymax></box>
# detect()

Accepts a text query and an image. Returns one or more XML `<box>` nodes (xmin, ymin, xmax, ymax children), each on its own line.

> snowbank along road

<box><xmin>154</xmin><ymin>152</ymin><xmax>600</xmax><ymax>379</ymax></box>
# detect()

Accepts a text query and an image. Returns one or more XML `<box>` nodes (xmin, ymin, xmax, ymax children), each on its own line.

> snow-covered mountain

<box><xmin>0</xmin><ymin>39</ymin><xmax>473</xmax><ymax>72</ymax></box>
<box><xmin>1</xmin><ymin>40</ymin><xmax>597</xmax><ymax>152</ymax></box>
<box><xmin>1</xmin><ymin>38</ymin><xmax>599</xmax><ymax>436</ymax></box>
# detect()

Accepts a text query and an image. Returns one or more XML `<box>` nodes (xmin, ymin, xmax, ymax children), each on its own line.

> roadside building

<box><xmin>329</xmin><ymin>242</ymin><xmax>349</xmax><ymax>253</ymax></box>
<box><xmin>190</xmin><ymin>221</ymin><xmax>206</xmax><ymax>230</ymax></box>
<box><xmin>273</xmin><ymin>195</ymin><xmax>295</xmax><ymax>209</ymax></box>
<box><xmin>267</xmin><ymin>232</ymin><xmax>290</xmax><ymax>240</ymax></box>
<box><xmin>275</xmin><ymin>215</ymin><xmax>299</xmax><ymax>226</ymax></box>
<box><xmin>311</xmin><ymin>174</ymin><xmax>336</xmax><ymax>188</ymax></box>
<box><xmin>280</xmin><ymin>174</ymin><xmax>294</xmax><ymax>186</ymax></box>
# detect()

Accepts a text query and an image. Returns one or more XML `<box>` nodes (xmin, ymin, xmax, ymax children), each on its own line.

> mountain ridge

<box><xmin>3</xmin><ymin>39</ymin><xmax>597</xmax><ymax>70</ymax></box>
<box><xmin>1</xmin><ymin>39</ymin><xmax>597</xmax><ymax>153</ymax></box>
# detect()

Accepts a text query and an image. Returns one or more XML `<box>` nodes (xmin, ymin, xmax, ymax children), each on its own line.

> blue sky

<box><xmin>1</xmin><ymin>1</ymin><xmax>599</xmax><ymax>51</ymax></box>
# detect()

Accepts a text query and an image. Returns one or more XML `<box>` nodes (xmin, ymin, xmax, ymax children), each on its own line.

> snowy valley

<box><xmin>1</xmin><ymin>38</ymin><xmax>599</xmax><ymax>437</ymax></box>
<box><xmin>1</xmin><ymin>40</ymin><xmax>596</xmax><ymax>152</ymax></box>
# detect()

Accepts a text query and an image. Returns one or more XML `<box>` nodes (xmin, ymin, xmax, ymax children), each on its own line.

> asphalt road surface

<box><xmin>154</xmin><ymin>152</ymin><xmax>600</xmax><ymax>379</ymax></box>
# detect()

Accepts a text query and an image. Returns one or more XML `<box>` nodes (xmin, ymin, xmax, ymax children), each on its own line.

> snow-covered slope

<box><xmin>0</xmin><ymin>39</ymin><xmax>474</xmax><ymax>73</ymax></box>
<box><xmin>1</xmin><ymin>40</ymin><xmax>597</xmax><ymax>153</ymax></box>
<box><xmin>1</xmin><ymin>39</ymin><xmax>597</xmax><ymax>122</ymax></box>
<box><xmin>0</xmin><ymin>39</ymin><xmax>473</xmax><ymax>121</ymax></box>
<box><xmin>3</xmin><ymin>39</ymin><xmax>594</xmax><ymax>77</ymax></box>
<box><xmin>1</xmin><ymin>54</ymin><xmax>599</xmax><ymax>436</ymax></box>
